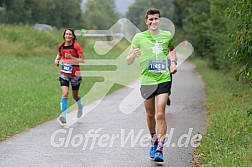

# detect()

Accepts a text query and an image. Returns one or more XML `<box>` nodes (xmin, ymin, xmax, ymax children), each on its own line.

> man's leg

<box><xmin>167</xmin><ymin>59</ymin><xmax>172</xmax><ymax>106</ymax></box>
<box><xmin>167</xmin><ymin>74</ymin><xmax>172</xmax><ymax>106</ymax></box>
<box><xmin>144</xmin><ymin>97</ymin><xmax>158</xmax><ymax>158</ymax></box>
<box><xmin>154</xmin><ymin>93</ymin><xmax>169</xmax><ymax>162</ymax></box>
<box><xmin>144</xmin><ymin>97</ymin><xmax>156</xmax><ymax>133</ymax></box>
<box><xmin>156</xmin><ymin>93</ymin><xmax>168</xmax><ymax>141</ymax></box>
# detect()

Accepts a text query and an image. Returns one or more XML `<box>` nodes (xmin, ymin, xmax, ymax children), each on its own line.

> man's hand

<box><xmin>126</xmin><ymin>48</ymin><xmax>141</xmax><ymax>65</ymax></box>
<box><xmin>170</xmin><ymin>61</ymin><xmax>177</xmax><ymax>74</ymax></box>
<box><xmin>131</xmin><ymin>48</ymin><xmax>141</xmax><ymax>58</ymax></box>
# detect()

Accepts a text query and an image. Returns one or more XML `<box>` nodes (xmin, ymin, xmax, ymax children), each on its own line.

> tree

<box><xmin>206</xmin><ymin>0</ymin><xmax>233</xmax><ymax>69</ymax></box>
<box><xmin>227</xmin><ymin>0</ymin><xmax>252</xmax><ymax>81</ymax></box>
<box><xmin>126</xmin><ymin>0</ymin><xmax>175</xmax><ymax>31</ymax></box>
<box><xmin>31</xmin><ymin>0</ymin><xmax>83</xmax><ymax>28</ymax></box>
<box><xmin>182</xmin><ymin>0</ymin><xmax>211</xmax><ymax>58</ymax></box>
<box><xmin>0</xmin><ymin>0</ymin><xmax>84</xmax><ymax>28</ymax></box>
<box><xmin>83</xmin><ymin>0</ymin><xmax>119</xmax><ymax>29</ymax></box>
<box><xmin>3</xmin><ymin>0</ymin><xmax>35</xmax><ymax>24</ymax></box>
<box><xmin>172</xmin><ymin>0</ymin><xmax>190</xmax><ymax>29</ymax></box>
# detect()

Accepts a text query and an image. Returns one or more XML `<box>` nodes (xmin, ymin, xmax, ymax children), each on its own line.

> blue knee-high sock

<box><xmin>60</xmin><ymin>98</ymin><xmax>68</xmax><ymax>116</ymax></box>
<box><xmin>76</xmin><ymin>96</ymin><xmax>83</xmax><ymax>108</ymax></box>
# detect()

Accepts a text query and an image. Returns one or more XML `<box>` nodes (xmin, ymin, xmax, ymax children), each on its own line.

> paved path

<box><xmin>0</xmin><ymin>61</ymin><xmax>206</xmax><ymax>167</ymax></box>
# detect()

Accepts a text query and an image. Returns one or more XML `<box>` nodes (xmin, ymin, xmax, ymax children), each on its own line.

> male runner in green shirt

<box><xmin>126</xmin><ymin>8</ymin><xmax>177</xmax><ymax>163</ymax></box>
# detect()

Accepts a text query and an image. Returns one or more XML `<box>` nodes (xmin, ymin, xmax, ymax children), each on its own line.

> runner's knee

<box><xmin>72</xmin><ymin>91</ymin><xmax>79</xmax><ymax>100</ymax></box>
<box><xmin>146</xmin><ymin>111</ymin><xmax>155</xmax><ymax>119</ymax></box>
<box><xmin>61</xmin><ymin>87</ymin><xmax>69</xmax><ymax>99</ymax></box>
<box><xmin>62</xmin><ymin>92</ymin><xmax>68</xmax><ymax>98</ymax></box>
<box><xmin>157</xmin><ymin>105</ymin><xmax>166</xmax><ymax>113</ymax></box>
<box><xmin>156</xmin><ymin>111</ymin><xmax>165</xmax><ymax>120</ymax></box>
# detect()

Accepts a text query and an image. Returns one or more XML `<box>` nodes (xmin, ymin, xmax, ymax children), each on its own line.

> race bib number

<box><xmin>61</xmin><ymin>63</ymin><xmax>73</xmax><ymax>73</ymax></box>
<box><xmin>148</xmin><ymin>60</ymin><xmax>166</xmax><ymax>73</ymax></box>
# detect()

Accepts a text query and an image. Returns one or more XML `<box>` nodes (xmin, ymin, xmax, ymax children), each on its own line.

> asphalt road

<box><xmin>0</xmin><ymin>61</ymin><xmax>206</xmax><ymax>167</ymax></box>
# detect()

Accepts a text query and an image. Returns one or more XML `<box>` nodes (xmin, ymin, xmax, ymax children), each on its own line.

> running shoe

<box><xmin>154</xmin><ymin>150</ymin><xmax>164</xmax><ymax>162</ymax></box>
<box><xmin>57</xmin><ymin>114</ymin><xmax>66</xmax><ymax>126</ymax></box>
<box><xmin>149</xmin><ymin>143</ymin><xmax>158</xmax><ymax>159</ymax></box>
<box><xmin>77</xmin><ymin>105</ymin><xmax>83</xmax><ymax>118</ymax></box>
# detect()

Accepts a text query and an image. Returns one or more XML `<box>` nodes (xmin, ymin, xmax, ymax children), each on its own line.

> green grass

<box><xmin>0</xmin><ymin>24</ymin><xmax>135</xmax><ymax>140</ymax></box>
<box><xmin>192</xmin><ymin>58</ymin><xmax>252</xmax><ymax>166</ymax></box>
<box><xmin>0</xmin><ymin>51</ymin><xmax>130</xmax><ymax>140</ymax></box>
<box><xmin>0</xmin><ymin>24</ymin><xmax>61</xmax><ymax>56</ymax></box>
<box><xmin>0</xmin><ymin>55</ymin><xmax>58</xmax><ymax>139</ymax></box>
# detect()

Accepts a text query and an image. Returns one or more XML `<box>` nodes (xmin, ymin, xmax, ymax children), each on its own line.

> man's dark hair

<box><xmin>63</xmin><ymin>28</ymin><xmax>76</xmax><ymax>41</ymax></box>
<box><xmin>145</xmin><ymin>8</ymin><xmax>161</xmax><ymax>19</ymax></box>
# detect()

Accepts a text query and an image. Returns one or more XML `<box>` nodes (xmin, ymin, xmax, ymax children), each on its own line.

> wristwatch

<box><xmin>171</xmin><ymin>60</ymin><xmax>177</xmax><ymax>65</ymax></box>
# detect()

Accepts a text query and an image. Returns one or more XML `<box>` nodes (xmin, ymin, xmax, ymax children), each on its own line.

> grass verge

<box><xmin>192</xmin><ymin>58</ymin><xmax>252</xmax><ymax>166</ymax></box>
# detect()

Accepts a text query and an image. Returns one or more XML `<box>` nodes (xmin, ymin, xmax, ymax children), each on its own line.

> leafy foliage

<box><xmin>0</xmin><ymin>0</ymin><xmax>84</xmax><ymax>28</ymax></box>
<box><xmin>83</xmin><ymin>0</ymin><xmax>119</xmax><ymax>29</ymax></box>
<box><xmin>182</xmin><ymin>0</ymin><xmax>211</xmax><ymax>58</ymax></box>
<box><xmin>226</xmin><ymin>0</ymin><xmax>252</xmax><ymax>81</ymax></box>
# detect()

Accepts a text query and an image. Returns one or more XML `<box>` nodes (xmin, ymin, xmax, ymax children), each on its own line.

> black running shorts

<box><xmin>140</xmin><ymin>81</ymin><xmax>171</xmax><ymax>99</ymax></box>
<box><xmin>58</xmin><ymin>74</ymin><xmax>82</xmax><ymax>90</ymax></box>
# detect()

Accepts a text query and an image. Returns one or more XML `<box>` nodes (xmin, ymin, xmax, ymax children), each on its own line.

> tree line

<box><xmin>0</xmin><ymin>0</ymin><xmax>251</xmax><ymax>84</ymax></box>
<box><xmin>0</xmin><ymin>0</ymin><xmax>83</xmax><ymax>28</ymax></box>
<box><xmin>126</xmin><ymin>0</ymin><xmax>251</xmax><ymax>85</ymax></box>
<box><xmin>0</xmin><ymin>0</ymin><xmax>119</xmax><ymax>29</ymax></box>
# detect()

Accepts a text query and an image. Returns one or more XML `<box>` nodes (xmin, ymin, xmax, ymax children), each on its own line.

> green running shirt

<box><xmin>131</xmin><ymin>30</ymin><xmax>174</xmax><ymax>85</ymax></box>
